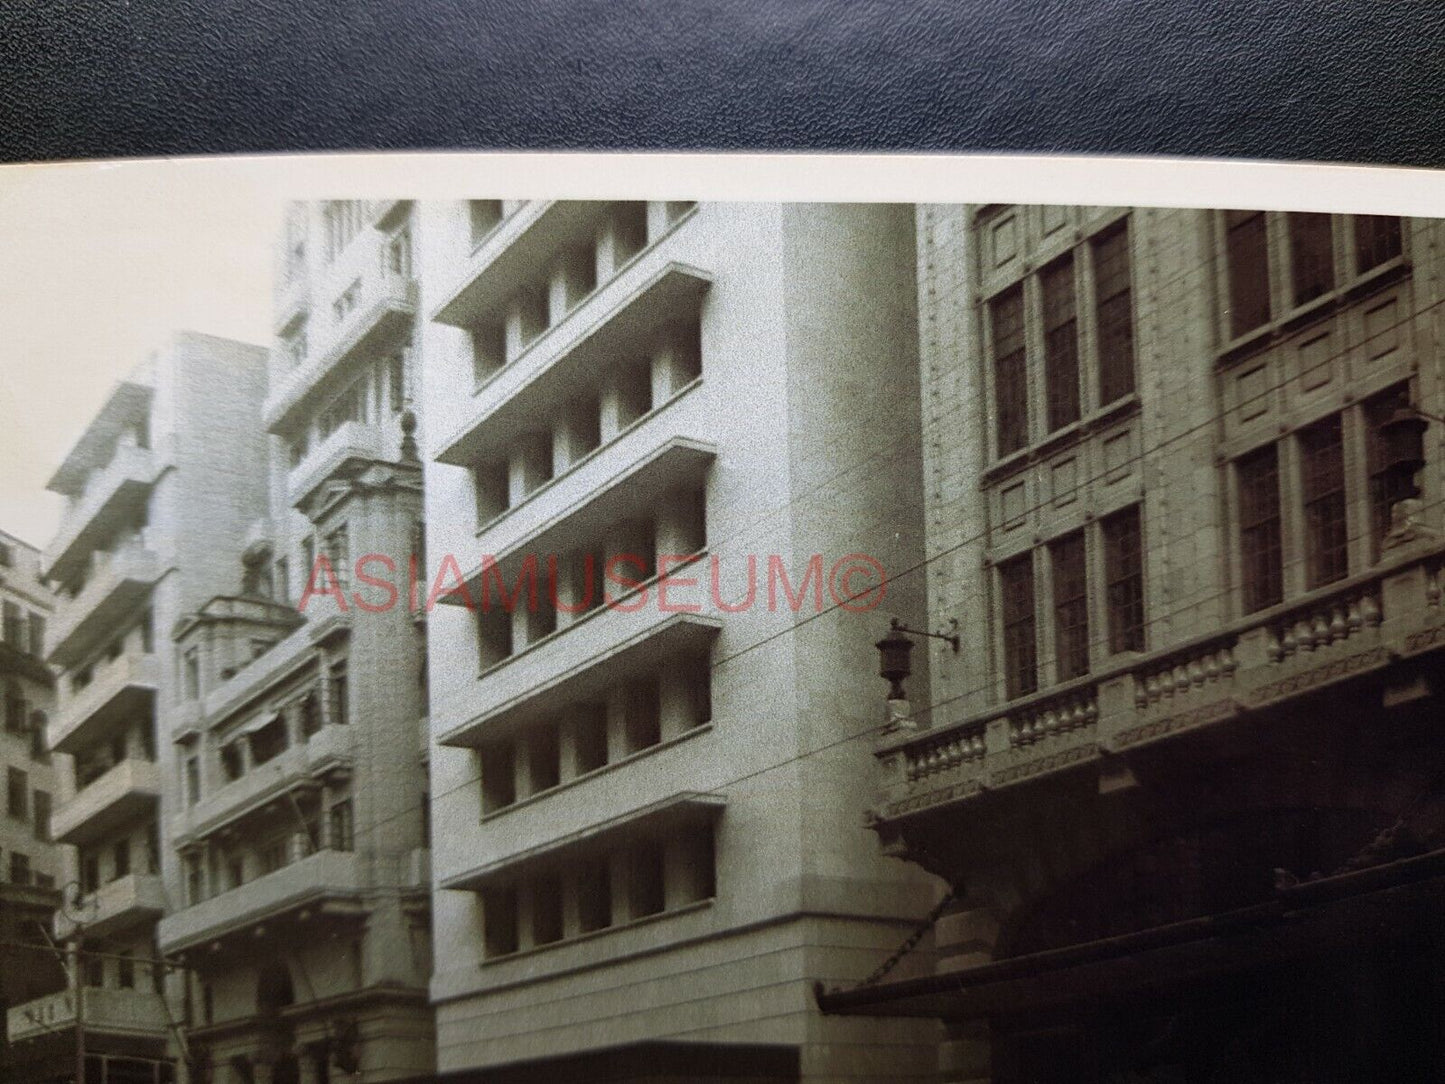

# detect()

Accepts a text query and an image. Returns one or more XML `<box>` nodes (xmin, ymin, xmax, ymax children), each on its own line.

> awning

<box><xmin>816</xmin><ymin>848</ymin><xmax>1445</xmax><ymax>1020</ymax></box>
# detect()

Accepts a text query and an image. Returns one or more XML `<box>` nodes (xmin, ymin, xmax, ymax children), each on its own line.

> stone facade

<box><xmin>832</xmin><ymin>206</ymin><xmax>1445</xmax><ymax>1081</ymax></box>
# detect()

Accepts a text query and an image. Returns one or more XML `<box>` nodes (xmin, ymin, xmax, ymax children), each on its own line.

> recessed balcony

<box><xmin>431</xmin><ymin>201</ymin><xmax>612</xmax><ymax>330</ymax></box>
<box><xmin>8</xmin><ymin>986</ymin><xmax>171</xmax><ymax>1044</ymax></box>
<box><xmin>157</xmin><ymin>847</ymin><xmax>365</xmax><ymax>954</ymax></box>
<box><xmin>264</xmin><ymin>270</ymin><xmax>417</xmax><ymax>435</ymax></box>
<box><xmin>54</xmin><ymin>873</ymin><xmax>167</xmax><ymax>942</ymax></box>
<box><xmin>433</xmin><ymin>261</ymin><xmax>712</xmax><ymax>468</ymax></box>
<box><xmin>48</xmin><ymin>541</ymin><xmax>162</xmax><ymax>669</ymax></box>
<box><xmin>41</xmin><ymin>445</ymin><xmax>157</xmax><ymax>585</ymax></box>
<box><xmin>52</xmin><ymin>758</ymin><xmax>161</xmax><ymax>846</ymax></box>
<box><xmin>287</xmin><ymin>420</ymin><xmax>386</xmax><ymax>508</ymax></box>
<box><xmin>438</xmin><ymin>611</ymin><xmax>720</xmax><ymax>748</ymax></box>
<box><xmin>51</xmin><ymin>652</ymin><xmax>159</xmax><ymax>756</ymax></box>
<box><xmin>171</xmin><ymin>724</ymin><xmax>355</xmax><ymax>845</ymax></box>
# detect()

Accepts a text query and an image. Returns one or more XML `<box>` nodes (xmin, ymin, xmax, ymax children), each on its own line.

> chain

<box><xmin>854</xmin><ymin>884</ymin><xmax>958</xmax><ymax>989</ymax></box>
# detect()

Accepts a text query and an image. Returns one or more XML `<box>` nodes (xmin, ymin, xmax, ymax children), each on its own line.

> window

<box><xmin>83</xmin><ymin>955</ymin><xmax>103</xmax><ymax>988</ymax></box>
<box><xmin>118</xmin><ymin>951</ymin><xmax>135</xmax><ymax>989</ymax></box>
<box><xmin>468</xmin><ymin>199</ymin><xmax>503</xmax><ymax>245</ymax></box>
<box><xmin>0</xmin><ymin>542</ymin><xmax>11</xmax><ymax>566</ymax></box>
<box><xmin>113</xmin><ymin>839</ymin><xmax>131</xmax><ymax>880</ymax></box>
<box><xmin>577</xmin><ymin>858</ymin><xmax>612</xmax><ymax>933</ymax></box>
<box><xmin>31</xmin><ymin>790</ymin><xmax>50</xmax><ymax>843</ymax></box>
<box><xmin>328</xmin><ymin>799</ymin><xmax>354</xmax><ymax>852</ymax></box>
<box><xmin>282</xmin><ymin>326</ymin><xmax>307</xmax><ymax>369</ymax></box>
<box><xmin>532</xmin><ymin>872</ymin><xmax>564</xmax><ymax>945</ymax></box>
<box><xmin>1238</xmin><ymin>445</ymin><xmax>1284</xmax><ymax>613</ymax></box>
<box><xmin>4</xmin><ymin>681</ymin><xmax>24</xmax><ymax>733</ymax></box>
<box><xmin>1102</xmin><ymin>507</ymin><xmax>1146</xmax><ymax>653</ymax></box>
<box><xmin>613</xmin><ymin>202</ymin><xmax>649</xmax><ymax>265</ymax></box>
<box><xmin>1050</xmin><ymin>532</ymin><xmax>1089</xmax><ymax>680</ymax></box>
<box><xmin>27</xmin><ymin>612</ymin><xmax>45</xmax><ymax>657</ymax></box>
<box><xmin>483</xmin><ymin>884</ymin><xmax>519</xmax><ymax>957</ymax></box>
<box><xmin>991</xmin><ymin>286</ymin><xmax>1028</xmax><ymax>456</ymax></box>
<box><xmin>139</xmin><ymin>609</ymin><xmax>153</xmax><ymax>653</ymax></box>
<box><xmin>628</xmin><ymin>841</ymin><xmax>666</xmax><ymax>919</ymax></box>
<box><xmin>573</xmin><ymin>705</ymin><xmax>609</xmax><ymax>775</ymax></box>
<box><xmin>387</xmin><ymin>354</ymin><xmax>406</xmax><ymax>412</ymax></box>
<box><xmin>7</xmin><ymin>767</ymin><xmax>27</xmax><ymax>820</ymax></box>
<box><xmin>300</xmin><ymin>691</ymin><xmax>323</xmax><ymax>738</ymax></box>
<box><xmin>1288</xmin><ymin>213</ymin><xmax>1335</xmax><ymax>306</ymax></box>
<box><xmin>1355</xmin><ymin>215</ymin><xmax>1403</xmax><ymax>273</ymax></box>
<box><xmin>1093</xmin><ymin>222</ymin><xmax>1135</xmax><ymax>404</ymax></box>
<box><xmin>1225</xmin><ymin>210</ymin><xmax>1271</xmax><ymax>337</ymax></box>
<box><xmin>250</xmin><ymin>716</ymin><xmax>288</xmax><ymax>766</ymax></box>
<box><xmin>481</xmin><ymin>743</ymin><xmax>516</xmax><ymax>813</ymax></box>
<box><xmin>184</xmin><ymin>755</ymin><xmax>200</xmax><ymax>807</ymax></box>
<box><xmin>999</xmin><ymin>555</ymin><xmax>1038</xmax><ymax>699</ymax></box>
<box><xmin>323</xmin><ymin>200</ymin><xmax>365</xmax><ymax>261</ymax></box>
<box><xmin>259</xmin><ymin>837</ymin><xmax>288</xmax><ymax>874</ymax></box>
<box><xmin>528</xmin><ymin>724</ymin><xmax>560</xmax><ymax>794</ymax></box>
<box><xmin>623</xmin><ymin>679</ymin><xmax>661</xmax><ymax>754</ymax></box>
<box><xmin>146</xmin><ymin>823</ymin><xmax>160</xmax><ymax>874</ymax></box>
<box><xmin>324</xmin><ymin>526</ymin><xmax>351</xmax><ymax>593</ymax></box>
<box><xmin>1041</xmin><ymin>256</ymin><xmax>1080</xmax><ymax>432</ymax></box>
<box><xmin>185</xmin><ymin>854</ymin><xmax>204</xmax><ymax>905</ymax></box>
<box><xmin>1366</xmin><ymin>384</ymin><xmax>1415</xmax><ymax>556</ymax></box>
<box><xmin>3</xmin><ymin>601</ymin><xmax>21</xmax><ymax>647</ymax></box>
<box><xmin>81</xmin><ymin>852</ymin><xmax>100</xmax><ymax>894</ymax></box>
<box><xmin>183</xmin><ymin>647</ymin><xmax>200</xmax><ymax>700</ymax></box>
<box><xmin>1301</xmin><ymin>416</ymin><xmax>1348</xmax><ymax>588</ymax></box>
<box><xmin>29</xmin><ymin>712</ymin><xmax>49</xmax><ymax>762</ymax></box>
<box><xmin>385</xmin><ymin>228</ymin><xmax>412</xmax><ymax>279</ymax></box>
<box><xmin>329</xmin><ymin>660</ymin><xmax>349</xmax><ymax>726</ymax></box>
<box><xmin>9</xmin><ymin>850</ymin><xmax>29</xmax><ymax>884</ymax></box>
<box><xmin>220</xmin><ymin>741</ymin><xmax>244</xmax><ymax>782</ymax></box>
<box><xmin>275</xmin><ymin>557</ymin><xmax>291</xmax><ymax>604</ymax></box>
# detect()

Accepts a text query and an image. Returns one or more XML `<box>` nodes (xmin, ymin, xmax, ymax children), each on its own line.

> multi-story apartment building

<box><xmin>10</xmin><ymin>335</ymin><xmax>270</xmax><ymax>1084</ymax></box>
<box><xmin>818</xmin><ymin>206</ymin><xmax>1445</xmax><ymax>1081</ymax></box>
<box><xmin>155</xmin><ymin>202</ymin><xmax>433</xmax><ymax>1084</ymax></box>
<box><xmin>418</xmin><ymin>200</ymin><xmax>941</xmax><ymax>1081</ymax></box>
<box><xmin>0</xmin><ymin>530</ymin><xmax>70</xmax><ymax>1078</ymax></box>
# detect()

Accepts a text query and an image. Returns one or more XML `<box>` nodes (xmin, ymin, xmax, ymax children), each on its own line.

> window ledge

<box><xmin>474</xmin><ymin>550</ymin><xmax>710</xmax><ymax>679</ymax></box>
<box><xmin>478</xmin><ymin>897</ymin><xmax>715</xmax><ymax>970</ymax></box>
<box><xmin>982</xmin><ymin>394</ymin><xmax>1142</xmax><ymax>487</ymax></box>
<box><xmin>468</xmin><ymin>203</ymin><xmax>700</xmax><ymax>398</ymax></box>
<box><xmin>473</xmin><ymin>377</ymin><xmax>704</xmax><ymax>538</ymax></box>
<box><xmin>1216</xmin><ymin>258</ymin><xmax>1412</xmax><ymax>369</ymax></box>
<box><xmin>480</xmin><ymin>722</ymin><xmax>713</xmax><ymax>823</ymax></box>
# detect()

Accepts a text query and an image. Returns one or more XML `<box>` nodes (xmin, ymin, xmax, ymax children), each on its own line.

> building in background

<box><xmin>155</xmin><ymin>202</ymin><xmax>433</xmax><ymax>1084</ymax></box>
<box><xmin>819</xmin><ymin>206</ymin><xmax>1445</xmax><ymax>1082</ymax></box>
<box><xmin>0</xmin><ymin>529</ymin><xmax>70</xmax><ymax>1081</ymax></box>
<box><xmin>417</xmin><ymin>200</ymin><xmax>940</xmax><ymax>1082</ymax></box>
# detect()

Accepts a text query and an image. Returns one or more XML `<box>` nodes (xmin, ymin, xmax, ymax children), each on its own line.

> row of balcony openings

<box><xmin>471</xmin><ymin>317</ymin><xmax>703</xmax><ymax>524</ymax></box>
<box><xmin>479</xmin><ymin>658</ymin><xmax>712</xmax><ymax>815</ymax></box>
<box><xmin>481</xmin><ymin>824</ymin><xmax>715</xmax><ymax>959</ymax></box>
<box><xmin>474</xmin><ymin>486</ymin><xmax>707</xmax><ymax>667</ymax></box>
<box><xmin>460</xmin><ymin>199</ymin><xmax>697</xmax><ymax>386</ymax></box>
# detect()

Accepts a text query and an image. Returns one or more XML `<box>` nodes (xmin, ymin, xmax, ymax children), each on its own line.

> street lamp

<box><xmin>875</xmin><ymin>617</ymin><xmax>960</xmax><ymax>701</ymax></box>
<box><xmin>59</xmin><ymin>881</ymin><xmax>98</xmax><ymax>1084</ymax></box>
<box><xmin>1378</xmin><ymin>404</ymin><xmax>1439</xmax><ymax>550</ymax></box>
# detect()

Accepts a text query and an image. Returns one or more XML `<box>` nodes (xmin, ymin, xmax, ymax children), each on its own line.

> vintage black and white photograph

<box><xmin>1</xmin><ymin>156</ymin><xmax>1443</xmax><ymax>1084</ymax></box>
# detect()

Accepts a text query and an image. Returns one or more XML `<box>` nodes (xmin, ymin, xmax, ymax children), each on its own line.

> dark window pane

<box><xmin>992</xmin><ymin>286</ymin><xmax>1028</xmax><ymax>456</ymax></box>
<box><xmin>1042</xmin><ymin>256</ymin><xmax>1080</xmax><ymax>432</ymax></box>
<box><xmin>1238</xmin><ymin>446</ymin><xmax>1283</xmax><ymax>613</ymax></box>
<box><xmin>1288</xmin><ymin>213</ymin><xmax>1335</xmax><ymax>306</ymax></box>
<box><xmin>999</xmin><ymin>555</ymin><xmax>1037</xmax><ymax>699</ymax></box>
<box><xmin>1050</xmin><ymin>533</ymin><xmax>1089</xmax><ymax>680</ymax></box>
<box><xmin>1226</xmin><ymin>210</ymin><xmax>1271</xmax><ymax>337</ymax></box>
<box><xmin>1094</xmin><ymin>222</ymin><xmax>1135</xmax><ymax>403</ymax></box>
<box><xmin>1103</xmin><ymin>506</ymin><xmax>1146</xmax><ymax>653</ymax></box>
<box><xmin>1365</xmin><ymin>384</ymin><xmax>1415</xmax><ymax>558</ymax></box>
<box><xmin>1355</xmin><ymin>216</ymin><xmax>1403</xmax><ymax>273</ymax></box>
<box><xmin>1300</xmin><ymin>416</ymin><xmax>1347</xmax><ymax>587</ymax></box>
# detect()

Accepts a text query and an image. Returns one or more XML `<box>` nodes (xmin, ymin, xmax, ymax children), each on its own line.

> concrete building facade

<box><xmin>154</xmin><ymin>202</ymin><xmax>433</xmax><ymax>1084</ymax></box>
<box><xmin>818</xmin><ymin>205</ymin><xmax>1445</xmax><ymax>1082</ymax></box>
<box><xmin>417</xmin><ymin>200</ymin><xmax>942</xmax><ymax>1081</ymax></box>
<box><xmin>0</xmin><ymin>529</ymin><xmax>70</xmax><ymax>1079</ymax></box>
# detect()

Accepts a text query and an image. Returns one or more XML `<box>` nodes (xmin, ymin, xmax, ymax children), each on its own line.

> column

<box><xmin>604</xmin><ymin>687</ymin><xmax>630</xmax><ymax>764</ymax></box>
<box><xmin>546</xmin><ymin>261</ymin><xmax>570</xmax><ymax>326</ymax></box>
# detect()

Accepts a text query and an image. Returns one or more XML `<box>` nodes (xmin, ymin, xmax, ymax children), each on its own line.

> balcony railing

<box><xmin>55</xmin><ymin>872</ymin><xmax>167</xmax><ymax>941</ymax></box>
<box><xmin>264</xmin><ymin>267</ymin><xmax>417</xmax><ymax>435</ymax></box>
<box><xmin>8</xmin><ymin>986</ymin><xmax>172</xmax><ymax>1043</ymax></box>
<box><xmin>51</xmin><ymin>651</ymin><xmax>159</xmax><ymax>756</ymax></box>
<box><xmin>157</xmin><ymin>847</ymin><xmax>364</xmax><ymax>953</ymax></box>
<box><xmin>48</xmin><ymin>538</ymin><xmax>163</xmax><ymax>669</ymax></box>
<box><xmin>41</xmin><ymin>444</ymin><xmax>157</xmax><ymax>584</ymax></box>
<box><xmin>171</xmin><ymin>724</ymin><xmax>354</xmax><ymax>845</ymax></box>
<box><xmin>875</xmin><ymin>543</ymin><xmax>1445</xmax><ymax>823</ymax></box>
<box><xmin>52</xmin><ymin>758</ymin><xmax>161</xmax><ymax>845</ymax></box>
<box><xmin>287</xmin><ymin>419</ymin><xmax>386</xmax><ymax>508</ymax></box>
